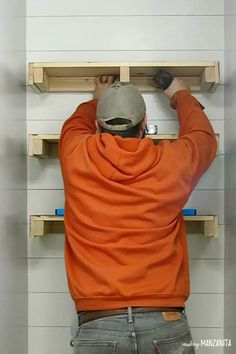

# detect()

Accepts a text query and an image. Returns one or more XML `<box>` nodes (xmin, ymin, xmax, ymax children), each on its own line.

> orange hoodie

<box><xmin>59</xmin><ymin>90</ymin><xmax>217</xmax><ymax>311</ymax></box>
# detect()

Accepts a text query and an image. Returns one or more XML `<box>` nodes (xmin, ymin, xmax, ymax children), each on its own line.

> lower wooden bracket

<box><xmin>29</xmin><ymin>215</ymin><xmax>219</xmax><ymax>237</ymax></box>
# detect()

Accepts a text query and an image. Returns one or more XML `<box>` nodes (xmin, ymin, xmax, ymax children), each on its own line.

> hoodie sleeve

<box><xmin>58</xmin><ymin>99</ymin><xmax>98</xmax><ymax>160</ymax></box>
<box><xmin>170</xmin><ymin>90</ymin><xmax>217</xmax><ymax>188</ymax></box>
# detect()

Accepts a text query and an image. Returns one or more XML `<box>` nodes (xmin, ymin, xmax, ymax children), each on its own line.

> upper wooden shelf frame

<box><xmin>28</xmin><ymin>61</ymin><xmax>220</xmax><ymax>93</ymax></box>
<box><xmin>29</xmin><ymin>215</ymin><xmax>219</xmax><ymax>238</ymax></box>
<box><xmin>28</xmin><ymin>133</ymin><xmax>220</xmax><ymax>158</ymax></box>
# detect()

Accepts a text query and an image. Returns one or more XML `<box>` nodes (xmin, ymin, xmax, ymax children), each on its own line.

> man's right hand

<box><xmin>93</xmin><ymin>75</ymin><xmax>117</xmax><ymax>100</ymax></box>
<box><xmin>163</xmin><ymin>78</ymin><xmax>191</xmax><ymax>99</ymax></box>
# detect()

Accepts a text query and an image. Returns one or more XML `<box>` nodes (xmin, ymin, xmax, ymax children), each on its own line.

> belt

<box><xmin>77</xmin><ymin>307</ymin><xmax>184</xmax><ymax>326</ymax></box>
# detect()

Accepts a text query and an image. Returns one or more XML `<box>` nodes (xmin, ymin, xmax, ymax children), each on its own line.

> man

<box><xmin>59</xmin><ymin>75</ymin><xmax>217</xmax><ymax>354</ymax></box>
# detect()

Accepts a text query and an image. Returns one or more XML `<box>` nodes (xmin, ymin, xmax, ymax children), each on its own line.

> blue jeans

<box><xmin>71</xmin><ymin>307</ymin><xmax>195</xmax><ymax>354</ymax></box>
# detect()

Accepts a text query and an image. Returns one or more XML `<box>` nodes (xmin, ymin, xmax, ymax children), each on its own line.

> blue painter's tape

<box><xmin>56</xmin><ymin>208</ymin><xmax>196</xmax><ymax>216</ymax></box>
<box><xmin>55</xmin><ymin>208</ymin><xmax>64</xmax><ymax>216</ymax></box>
<box><xmin>182</xmin><ymin>209</ymin><xmax>197</xmax><ymax>216</ymax></box>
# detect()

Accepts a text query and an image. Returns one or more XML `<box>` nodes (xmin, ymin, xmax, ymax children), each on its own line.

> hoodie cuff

<box><xmin>89</xmin><ymin>99</ymin><xmax>98</xmax><ymax>106</ymax></box>
<box><xmin>170</xmin><ymin>90</ymin><xmax>191</xmax><ymax>110</ymax></box>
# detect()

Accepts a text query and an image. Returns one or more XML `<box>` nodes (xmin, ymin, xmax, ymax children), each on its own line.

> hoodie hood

<box><xmin>87</xmin><ymin>133</ymin><xmax>159</xmax><ymax>182</ymax></box>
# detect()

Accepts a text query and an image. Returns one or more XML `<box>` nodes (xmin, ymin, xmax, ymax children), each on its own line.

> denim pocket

<box><xmin>74</xmin><ymin>340</ymin><xmax>117</xmax><ymax>354</ymax></box>
<box><xmin>153</xmin><ymin>329</ymin><xmax>195</xmax><ymax>353</ymax></box>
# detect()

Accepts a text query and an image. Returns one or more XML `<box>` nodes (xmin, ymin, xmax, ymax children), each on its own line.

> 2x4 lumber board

<box><xmin>29</xmin><ymin>136</ymin><xmax>50</xmax><ymax>156</ymax></box>
<box><xmin>213</xmin><ymin>62</ymin><xmax>220</xmax><ymax>92</ymax></box>
<box><xmin>184</xmin><ymin>215</ymin><xmax>219</xmax><ymax>238</ymax></box>
<box><xmin>29</xmin><ymin>215</ymin><xmax>219</xmax><ymax>237</ymax></box>
<box><xmin>29</xmin><ymin>134</ymin><xmax>45</xmax><ymax>156</ymax></box>
<box><xmin>204</xmin><ymin>215</ymin><xmax>219</xmax><ymax>237</ymax></box>
<box><xmin>28</xmin><ymin>134</ymin><xmax>219</xmax><ymax>157</ymax></box>
<box><xmin>33</xmin><ymin>67</ymin><xmax>49</xmax><ymax>92</ymax></box>
<box><xmin>30</xmin><ymin>215</ymin><xmax>63</xmax><ymax>237</ymax></box>
<box><xmin>31</xmin><ymin>61</ymin><xmax>218</xmax><ymax>69</ymax></box>
<box><xmin>30</xmin><ymin>216</ymin><xmax>46</xmax><ymax>237</ymax></box>
<box><xmin>120</xmin><ymin>66</ymin><xmax>130</xmax><ymax>82</ymax></box>
<box><xmin>200</xmin><ymin>67</ymin><xmax>217</xmax><ymax>92</ymax></box>
<box><xmin>28</xmin><ymin>62</ymin><xmax>219</xmax><ymax>93</ymax></box>
<box><xmin>29</xmin><ymin>134</ymin><xmax>59</xmax><ymax>156</ymax></box>
<box><xmin>48</xmin><ymin>76</ymin><xmax>200</xmax><ymax>92</ymax></box>
<box><xmin>28</xmin><ymin>64</ymin><xmax>41</xmax><ymax>93</ymax></box>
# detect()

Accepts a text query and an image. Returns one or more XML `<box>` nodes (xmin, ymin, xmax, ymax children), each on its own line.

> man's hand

<box><xmin>93</xmin><ymin>75</ymin><xmax>117</xmax><ymax>100</ymax></box>
<box><xmin>163</xmin><ymin>78</ymin><xmax>191</xmax><ymax>99</ymax></box>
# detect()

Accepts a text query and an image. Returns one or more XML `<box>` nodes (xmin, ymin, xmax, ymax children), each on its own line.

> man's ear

<box><xmin>143</xmin><ymin>115</ymin><xmax>148</xmax><ymax>127</ymax></box>
<box><xmin>140</xmin><ymin>115</ymin><xmax>148</xmax><ymax>137</ymax></box>
<box><xmin>95</xmin><ymin>120</ymin><xmax>100</xmax><ymax>133</ymax></box>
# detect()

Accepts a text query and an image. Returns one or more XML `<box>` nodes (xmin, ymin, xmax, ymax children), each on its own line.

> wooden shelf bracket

<box><xmin>29</xmin><ymin>134</ymin><xmax>60</xmax><ymax>157</ymax></box>
<box><xmin>29</xmin><ymin>215</ymin><xmax>219</xmax><ymax>238</ymax></box>
<box><xmin>28</xmin><ymin>133</ymin><xmax>219</xmax><ymax>158</ymax></box>
<box><xmin>28</xmin><ymin>61</ymin><xmax>220</xmax><ymax>93</ymax></box>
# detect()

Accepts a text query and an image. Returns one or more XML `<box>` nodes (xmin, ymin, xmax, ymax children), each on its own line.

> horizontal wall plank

<box><xmin>27</xmin><ymin>225</ymin><xmax>225</xmax><ymax>259</ymax></box>
<box><xmin>185</xmin><ymin>190</ymin><xmax>224</xmax><ymax>224</ymax></box>
<box><xmin>28</xmin><ymin>258</ymin><xmax>68</xmax><ymax>292</ymax></box>
<box><xmin>196</xmin><ymin>156</ymin><xmax>224</xmax><ymax>190</ymax></box>
<box><xmin>225</xmin><ymin>260</ymin><xmax>236</xmax><ymax>295</ymax></box>
<box><xmin>27</xmin><ymin>189</ymin><xmax>224</xmax><ymax>224</ymax></box>
<box><xmin>28</xmin><ymin>326</ymin><xmax>224</xmax><ymax>354</ymax></box>
<box><xmin>27</xmin><ymin>17</ymin><xmax>224</xmax><ymax>51</ymax></box>
<box><xmin>28</xmin><ymin>327</ymin><xmax>73</xmax><ymax>354</ymax></box>
<box><xmin>28</xmin><ymin>259</ymin><xmax>223</xmax><ymax>293</ymax></box>
<box><xmin>28</xmin><ymin>293</ymin><xmax>75</xmax><ymax>326</ymax></box>
<box><xmin>26</xmin><ymin>87</ymin><xmax>224</xmax><ymax>121</ymax></box>
<box><xmin>189</xmin><ymin>328</ymin><xmax>224</xmax><ymax>354</ymax></box>
<box><xmin>187</xmin><ymin>225</ymin><xmax>224</xmax><ymax>260</ymax></box>
<box><xmin>186</xmin><ymin>294</ymin><xmax>223</xmax><ymax>328</ymax></box>
<box><xmin>28</xmin><ymin>293</ymin><xmax>223</xmax><ymax>327</ymax></box>
<box><xmin>28</xmin><ymin>233</ymin><xmax>65</xmax><ymax>258</ymax></box>
<box><xmin>26</xmin><ymin>51</ymin><xmax>225</xmax><ymax>83</ymax></box>
<box><xmin>27</xmin><ymin>155</ymin><xmax>224</xmax><ymax>190</ymax></box>
<box><xmin>27</xmin><ymin>0</ymin><xmax>224</xmax><ymax>16</ymax></box>
<box><xmin>189</xmin><ymin>260</ymin><xmax>223</xmax><ymax>293</ymax></box>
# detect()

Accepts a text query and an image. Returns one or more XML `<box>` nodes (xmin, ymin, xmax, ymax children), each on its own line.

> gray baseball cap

<box><xmin>96</xmin><ymin>82</ymin><xmax>146</xmax><ymax>131</ymax></box>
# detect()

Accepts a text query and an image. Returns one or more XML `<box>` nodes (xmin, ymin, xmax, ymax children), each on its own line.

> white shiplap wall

<box><xmin>26</xmin><ymin>1</ymin><xmax>225</xmax><ymax>353</ymax></box>
<box><xmin>224</xmin><ymin>0</ymin><xmax>236</xmax><ymax>353</ymax></box>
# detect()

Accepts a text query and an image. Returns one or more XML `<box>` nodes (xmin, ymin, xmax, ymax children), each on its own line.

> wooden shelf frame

<box><xmin>30</xmin><ymin>215</ymin><xmax>219</xmax><ymax>238</ymax></box>
<box><xmin>28</xmin><ymin>61</ymin><xmax>220</xmax><ymax>93</ymax></box>
<box><xmin>28</xmin><ymin>133</ymin><xmax>220</xmax><ymax>158</ymax></box>
<box><xmin>29</xmin><ymin>134</ymin><xmax>60</xmax><ymax>157</ymax></box>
